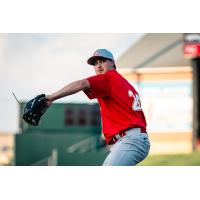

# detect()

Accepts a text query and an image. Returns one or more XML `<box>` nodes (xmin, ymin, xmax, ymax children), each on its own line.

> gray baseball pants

<box><xmin>103</xmin><ymin>128</ymin><xmax>150</xmax><ymax>166</ymax></box>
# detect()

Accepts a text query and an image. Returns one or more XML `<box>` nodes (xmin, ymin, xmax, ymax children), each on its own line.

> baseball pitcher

<box><xmin>23</xmin><ymin>49</ymin><xmax>150</xmax><ymax>166</ymax></box>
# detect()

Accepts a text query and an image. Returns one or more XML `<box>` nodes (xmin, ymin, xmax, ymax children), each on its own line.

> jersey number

<box><xmin>128</xmin><ymin>90</ymin><xmax>142</xmax><ymax>111</ymax></box>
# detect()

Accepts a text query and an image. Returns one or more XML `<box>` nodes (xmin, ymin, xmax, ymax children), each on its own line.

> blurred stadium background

<box><xmin>1</xmin><ymin>33</ymin><xmax>200</xmax><ymax>166</ymax></box>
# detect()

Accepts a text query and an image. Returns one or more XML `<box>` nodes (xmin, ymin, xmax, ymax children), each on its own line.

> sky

<box><xmin>0</xmin><ymin>33</ymin><xmax>144</xmax><ymax>133</ymax></box>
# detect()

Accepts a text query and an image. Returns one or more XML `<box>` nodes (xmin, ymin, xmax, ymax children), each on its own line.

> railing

<box><xmin>66</xmin><ymin>136</ymin><xmax>106</xmax><ymax>153</ymax></box>
<box><xmin>30</xmin><ymin>148</ymin><xmax>58</xmax><ymax>166</ymax></box>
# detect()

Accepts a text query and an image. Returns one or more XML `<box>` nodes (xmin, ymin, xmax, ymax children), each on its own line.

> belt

<box><xmin>109</xmin><ymin>131</ymin><xmax>126</xmax><ymax>145</ymax></box>
<box><xmin>109</xmin><ymin>127</ymin><xmax>147</xmax><ymax>145</ymax></box>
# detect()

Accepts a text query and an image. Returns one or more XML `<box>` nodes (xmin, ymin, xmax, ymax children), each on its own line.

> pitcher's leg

<box><xmin>103</xmin><ymin>134</ymin><xmax>150</xmax><ymax>166</ymax></box>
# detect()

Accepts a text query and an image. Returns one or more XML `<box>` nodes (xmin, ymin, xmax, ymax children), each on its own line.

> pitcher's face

<box><xmin>93</xmin><ymin>58</ymin><xmax>115</xmax><ymax>75</ymax></box>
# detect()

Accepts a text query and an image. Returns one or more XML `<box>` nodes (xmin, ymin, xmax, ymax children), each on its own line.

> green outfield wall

<box><xmin>15</xmin><ymin>103</ymin><xmax>108</xmax><ymax>166</ymax></box>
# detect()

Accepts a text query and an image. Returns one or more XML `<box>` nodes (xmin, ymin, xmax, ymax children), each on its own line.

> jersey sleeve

<box><xmin>83</xmin><ymin>74</ymin><xmax>110</xmax><ymax>99</ymax></box>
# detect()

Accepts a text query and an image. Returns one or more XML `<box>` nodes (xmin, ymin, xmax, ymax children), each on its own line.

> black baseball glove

<box><xmin>23</xmin><ymin>94</ymin><xmax>49</xmax><ymax>126</ymax></box>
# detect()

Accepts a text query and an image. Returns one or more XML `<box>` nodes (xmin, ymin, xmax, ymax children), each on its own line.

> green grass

<box><xmin>138</xmin><ymin>151</ymin><xmax>200</xmax><ymax>166</ymax></box>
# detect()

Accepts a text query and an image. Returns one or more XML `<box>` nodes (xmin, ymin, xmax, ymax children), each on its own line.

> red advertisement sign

<box><xmin>183</xmin><ymin>43</ymin><xmax>200</xmax><ymax>58</ymax></box>
<box><xmin>183</xmin><ymin>33</ymin><xmax>200</xmax><ymax>58</ymax></box>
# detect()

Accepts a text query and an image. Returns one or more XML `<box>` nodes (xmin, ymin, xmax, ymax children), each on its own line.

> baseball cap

<box><xmin>87</xmin><ymin>49</ymin><xmax>115</xmax><ymax>65</ymax></box>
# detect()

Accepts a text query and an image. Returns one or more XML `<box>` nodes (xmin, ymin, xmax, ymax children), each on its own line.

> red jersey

<box><xmin>84</xmin><ymin>70</ymin><xmax>147</xmax><ymax>144</ymax></box>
